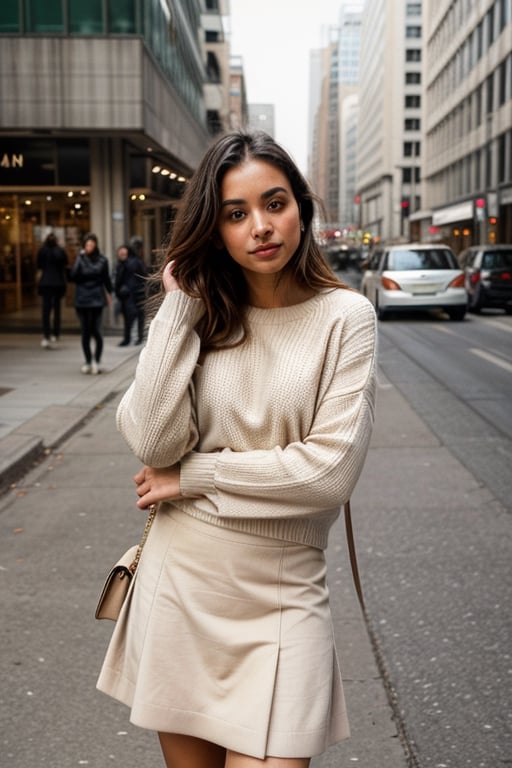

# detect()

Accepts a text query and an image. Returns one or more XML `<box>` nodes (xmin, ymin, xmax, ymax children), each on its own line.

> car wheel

<box><xmin>376</xmin><ymin>299</ymin><xmax>387</xmax><ymax>321</ymax></box>
<box><xmin>447</xmin><ymin>307</ymin><xmax>466</xmax><ymax>321</ymax></box>
<box><xmin>468</xmin><ymin>288</ymin><xmax>483</xmax><ymax>313</ymax></box>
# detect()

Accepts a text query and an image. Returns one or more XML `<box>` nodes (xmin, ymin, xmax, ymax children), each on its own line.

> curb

<box><xmin>0</xmin><ymin>353</ymin><xmax>137</xmax><ymax>492</ymax></box>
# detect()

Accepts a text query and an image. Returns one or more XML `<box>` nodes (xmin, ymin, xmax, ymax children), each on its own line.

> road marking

<box><xmin>481</xmin><ymin>318</ymin><xmax>512</xmax><ymax>334</ymax></box>
<box><xmin>469</xmin><ymin>347</ymin><xmax>512</xmax><ymax>373</ymax></box>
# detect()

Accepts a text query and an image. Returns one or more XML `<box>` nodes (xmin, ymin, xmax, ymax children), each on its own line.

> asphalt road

<box><xmin>350</xmin><ymin>280</ymin><xmax>512</xmax><ymax>767</ymax></box>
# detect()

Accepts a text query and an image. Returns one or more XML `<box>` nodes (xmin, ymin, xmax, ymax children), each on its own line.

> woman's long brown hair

<box><xmin>148</xmin><ymin>129</ymin><xmax>350</xmax><ymax>349</ymax></box>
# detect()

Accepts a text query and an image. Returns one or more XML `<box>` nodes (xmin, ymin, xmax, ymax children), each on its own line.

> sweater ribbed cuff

<box><xmin>180</xmin><ymin>452</ymin><xmax>218</xmax><ymax>497</ymax></box>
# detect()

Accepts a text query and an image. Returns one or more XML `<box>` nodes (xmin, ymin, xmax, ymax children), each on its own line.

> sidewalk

<box><xmin>0</xmin><ymin>331</ymin><xmax>412</xmax><ymax>766</ymax></box>
<box><xmin>0</xmin><ymin>331</ymin><xmax>141</xmax><ymax>489</ymax></box>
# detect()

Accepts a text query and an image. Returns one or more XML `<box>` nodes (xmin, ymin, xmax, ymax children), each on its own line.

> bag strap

<box><xmin>130</xmin><ymin>504</ymin><xmax>158</xmax><ymax>573</ymax></box>
<box><xmin>344</xmin><ymin>500</ymin><xmax>366</xmax><ymax>612</ymax></box>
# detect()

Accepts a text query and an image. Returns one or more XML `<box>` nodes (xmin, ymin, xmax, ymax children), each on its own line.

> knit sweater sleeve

<box><xmin>180</xmin><ymin>300</ymin><xmax>377</xmax><ymax>518</ymax></box>
<box><xmin>116</xmin><ymin>290</ymin><xmax>205</xmax><ymax>466</ymax></box>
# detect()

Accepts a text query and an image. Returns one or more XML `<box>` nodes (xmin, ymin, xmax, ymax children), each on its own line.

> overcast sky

<box><xmin>228</xmin><ymin>1</ymin><xmax>343</xmax><ymax>173</ymax></box>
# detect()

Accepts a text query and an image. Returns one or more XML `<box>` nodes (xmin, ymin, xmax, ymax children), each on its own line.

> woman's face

<box><xmin>84</xmin><ymin>238</ymin><xmax>97</xmax><ymax>254</ymax></box>
<box><xmin>216</xmin><ymin>159</ymin><xmax>301</xmax><ymax>283</ymax></box>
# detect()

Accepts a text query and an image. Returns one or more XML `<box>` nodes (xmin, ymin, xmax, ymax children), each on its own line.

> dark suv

<box><xmin>459</xmin><ymin>245</ymin><xmax>512</xmax><ymax>314</ymax></box>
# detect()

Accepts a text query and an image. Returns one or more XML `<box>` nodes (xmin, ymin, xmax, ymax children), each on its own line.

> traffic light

<box><xmin>401</xmin><ymin>198</ymin><xmax>410</xmax><ymax>218</ymax></box>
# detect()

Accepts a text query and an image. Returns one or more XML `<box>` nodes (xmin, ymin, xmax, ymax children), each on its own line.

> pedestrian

<box><xmin>36</xmin><ymin>231</ymin><xmax>68</xmax><ymax>348</ymax></box>
<box><xmin>114</xmin><ymin>243</ymin><xmax>147</xmax><ymax>346</ymax></box>
<box><xmin>97</xmin><ymin>130</ymin><xmax>377</xmax><ymax>768</ymax></box>
<box><xmin>70</xmin><ymin>232</ymin><xmax>112</xmax><ymax>374</ymax></box>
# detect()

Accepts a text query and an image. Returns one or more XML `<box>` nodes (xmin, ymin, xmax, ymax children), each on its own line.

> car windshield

<box><xmin>388</xmin><ymin>249</ymin><xmax>458</xmax><ymax>271</ymax></box>
<box><xmin>482</xmin><ymin>251</ymin><xmax>512</xmax><ymax>269</ymax></box>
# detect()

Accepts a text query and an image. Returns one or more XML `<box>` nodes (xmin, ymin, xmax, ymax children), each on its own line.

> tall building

<box><xmin>228</xmin><ymin>55</ymin><xmax>248</xmax><ymax>129</ymax></box>
<box><xmin>0</xmin><ymin>0</ymin><xmax>231</xmax><ymax>322</ymax></box>
<box><xmin>309</xmin><ymin>37</ymin><xmax>340</xmax><ymax>225</ymax></box>
<box><xmin>247</xmin><ymin>104</ymin><xmax>275</xmax><ymax>137</ymax></box>
<box><xmin>308</xmin><ymin>2</ymin><xmax>363</xmax><ymax>229</ymax></box>
<box><xmin>337</xmin><ymin>2</ymin><xmax>363</xmax><ymax>228</ymax></box>
<box><xmin>203</xmin><ymin>0</ymin><xmax>232</xmax><ymax>136</ymax></box>
<box><xmin>419</xmin><ymin>0</ymin><xmax>512</xmax><ymax>251</ymax></box>
<box><xmin>356</xmin><ymin>0</ymin><xmax>423</xmax><ymax>242</ymax></box>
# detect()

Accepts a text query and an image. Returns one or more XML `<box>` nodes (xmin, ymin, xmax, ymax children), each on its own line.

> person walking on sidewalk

<box><xmin>70</xmin><ymin>233</ymin><xmax>112</xmax><ymax>375</ymax></box>
<box><xmin>114</xmin><ymin>243</ymin><xmax>148</xmax><ymax>346</ymax></box>
<box><xmin>36</xmin><ymin>231</ymin><xmax>68</xmax><ymax>348</ymax></box>
<box><xmin>97</xmin><ymin>130</ymin><xmax>377</xmax><ymax>768</ymax></box>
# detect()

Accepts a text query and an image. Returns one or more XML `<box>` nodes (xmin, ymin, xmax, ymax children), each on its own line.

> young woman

<box><xmin>70</xmin><ymin>233</ymin><xmax>112</xmax><ymax>374</ymax></box>
<box><xmin>97</xmin><ymin>130</ymin><xmax>377</xmax><ymax>768</ymax></box>
<box><xmin>36</xmin><ymin>231</ymin><xmax>68</xmax><ymax>348</ymax></box>
<box><xmin>114</xmin><ymin>243</ymin><xmax>148</xmax><ymax>346</ymax></box>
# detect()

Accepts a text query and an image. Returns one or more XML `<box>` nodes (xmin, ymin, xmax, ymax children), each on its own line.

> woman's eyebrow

<box><xmin>221</xmin><ymin>186</ymin><xmax>289</xmax><ymax>208</ymax></box>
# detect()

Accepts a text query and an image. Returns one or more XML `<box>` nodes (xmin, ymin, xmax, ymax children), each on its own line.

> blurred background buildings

<box><xmin>0</xmin><ymin>0</ymin><xmax>511</xmax><ymax>326</ymax></box>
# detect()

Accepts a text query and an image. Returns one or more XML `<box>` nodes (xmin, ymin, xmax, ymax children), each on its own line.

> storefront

<box><xmin>0</xmin><ymin>137</ymin><xmax>187</xmax><ymax>322</ymax></box>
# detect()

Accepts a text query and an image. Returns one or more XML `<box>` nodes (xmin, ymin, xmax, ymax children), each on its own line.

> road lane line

<box><xmin>481</xmin><ymin>318</ymin><xmax>512</xmax><ymax>334</ymax></box>
<box><xmin>469</xmin><ymin>347</ymin><xmax>512</xmax><ymax>373</ymax></box>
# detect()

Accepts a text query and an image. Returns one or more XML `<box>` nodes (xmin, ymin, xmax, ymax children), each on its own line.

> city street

<box><xmin>1</xmin><ymin>302</ymin><xmax>511</xmax><ymax>767</ymax></box>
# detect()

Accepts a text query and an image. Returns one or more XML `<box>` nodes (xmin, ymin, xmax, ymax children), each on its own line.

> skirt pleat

<box><xmin>97</xmin><ymin>507</ymin><xmax>349</xmax><ymax>759</ymax></box>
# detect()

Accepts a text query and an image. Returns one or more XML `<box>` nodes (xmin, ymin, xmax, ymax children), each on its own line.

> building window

<box><xmin>406</xmin><ymin>26</ymin><xmax>421</xmax><ymax>38</ymax></box>
<box><xmin>108</xmin><ymin>0</ymin><xmax>136</xmax><ymax>34</ymax></box>
<box><xmin>0</xmin><ymin>0</ymin><xmax>19</xmax><ymax>31</ymax></box>
<box><xmin>405</xmin><ymin>118</ymin><xmax>421</xmax><ymax>130</ymax></box>
<box><xmin>406</xmin><ymin>48</ymin><xmax>421</xmax><ymax>62</ymax></box>
<box><xmin>476</xmin><ymin>84</ymin><xmax>483</xmax><ymax>126</ymax></box>
<box><xmin>498</xmin><ymin>133</ymin><xmax>506</xmax><ymax>183</ymax></box>
<box><xmin>405</xmin><ymin>72</ymin><xmax>421</xmax><ymax>84</ymax></box>
<box><xmin>25</xmin><ymin>0</ymin><xmax>63</xmax><ymax>32</ymax></box>
<box><xmin>486</xmin><ymin>5</ymin><xmax>495</xmax><ymax>47</ymax></box>
<box><xmin>69</xmin><ymin>0</ymin><xmax>103</xmax><ymax>34</ymax></box>
<box><xmin>206</xmin><ymin>51</ymin><xmax>221</xmax><ymax>83</ymax></box>
<box><xmin>405</xmin><ymin>94</ymin><xmax>421</xmax><ymax>108</ymax></box>
<box><xmin>406</xmin><ymin>3</ymin><xmax>421</xmax><ymax>15</ymax></box>
<box><xmin>404</xmin><ymin>141</ymin><xmax>421</xmax><ymax>156</ymax></box>
<box><xmin>486</xmin><ymin>72</ymin><xmax>494</xmax><ymax>114</ymax></box>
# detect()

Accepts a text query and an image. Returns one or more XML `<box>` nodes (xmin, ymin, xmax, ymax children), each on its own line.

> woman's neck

<box><xmin>246</xmin><ymin>273</ymin><xmax>316</xmax><ymax>309</ymax></box>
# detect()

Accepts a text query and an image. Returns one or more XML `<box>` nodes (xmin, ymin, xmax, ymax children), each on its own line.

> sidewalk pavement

<box><xmin>0</xmin><ymin>332</ymin><xmax>141</xmax><ymax>490</ymax></box>
<box><xmin>0</xmin><ymin>331</ymin><xmax>412</xmax><ymax>767</ymax></box>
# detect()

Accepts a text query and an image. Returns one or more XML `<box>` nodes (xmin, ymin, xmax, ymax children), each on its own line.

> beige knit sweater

<box><xmin>116</xmin><ymin>287</ymin><xmax>377</xmax><ymax>549</ymax></box>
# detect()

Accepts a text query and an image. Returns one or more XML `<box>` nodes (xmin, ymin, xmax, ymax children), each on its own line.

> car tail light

<box><xmin>500</xmin><ymin>272</ymin><xmax>512</xmax><ymax>281</ymax></box>
<box><xmin>381</xmin><ymin>276</ymin><xmax>401</xmax><ymax>290</ymax></box>
<box><xmin>449</xmin><ymin>274</ymin><xmax>465</xmax><ymax>288</ymax></box>
<box><xmin>469</xmin><ymin>271</ymin><xmax>480</xmax><ymax>285</ymax></box>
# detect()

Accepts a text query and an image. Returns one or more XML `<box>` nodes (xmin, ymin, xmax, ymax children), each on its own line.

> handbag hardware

<box><xmin>95</xmin><ymin>504</ymin><xmax>158</xmax><ymax>621</ymax></box>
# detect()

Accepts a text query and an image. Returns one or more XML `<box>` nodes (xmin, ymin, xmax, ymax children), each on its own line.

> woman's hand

<box><xmin>134</xmin><ymin>464</ymin><xmax>182</xmax><ymax>509</ymax></box>
<box><xmin>162</xmin><ymin>261</ymin><xmax>180</xmax><ymax>293</ymax></box>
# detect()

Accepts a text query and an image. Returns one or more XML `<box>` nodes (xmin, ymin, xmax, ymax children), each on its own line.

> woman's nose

<box><xmin>251</xmin><ymin>212</ymin><xmax>272</xmax><ymax>237</ymax></box>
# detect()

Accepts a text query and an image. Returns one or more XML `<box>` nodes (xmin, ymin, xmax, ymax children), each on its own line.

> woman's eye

<box><xmin>229</xmin><ymin>209</ymin><xmax>245</xmax><ymax>221</ymax></box>
<box><xmin>268</xmin><ymin>199</ymin><xmax>284</xmax><ymax>211</ymax></box>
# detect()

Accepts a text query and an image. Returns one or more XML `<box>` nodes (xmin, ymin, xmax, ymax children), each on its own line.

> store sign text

<box><xmin>1</xmin><ymin>153</ymin><xmax>24</xmax><ymax>168</ymax></box>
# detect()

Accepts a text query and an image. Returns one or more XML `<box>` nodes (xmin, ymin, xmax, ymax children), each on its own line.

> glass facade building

<box><xmin>0</xmin><ymin>0</ymin><xmax>211</xmax><ymax>322</ymax></box>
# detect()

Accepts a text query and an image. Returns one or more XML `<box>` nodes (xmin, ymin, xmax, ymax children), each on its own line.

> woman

<box><xmin>36</xmin><ymin>232</ymin><xmax>68</xmax><ymax>348</ymax></box>
<box><xmin>97</xmin><ymin>130</ymin><xmax>377</xmax><ymax>767</ymax></box>
<box><xmin>114</xmin><ymin>243</ymin><xmax>148</xmax><ymax>346</ymax></box>
<box><xmin>70</xmin><ymin>233</ymin><xmax>112</xmax><ymax>374</ymax></box>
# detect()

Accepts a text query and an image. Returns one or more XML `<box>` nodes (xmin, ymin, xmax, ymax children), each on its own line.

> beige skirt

<box><xmin>97</xmin><ymin>507</ymin><xmax>349</xmax><ymax>759</ymax></box>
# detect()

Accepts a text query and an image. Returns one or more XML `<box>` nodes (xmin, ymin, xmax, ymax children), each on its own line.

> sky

<box><xmin>228</xmin><ymin>1</ymin><xmax>343</xmax><ymax>174</ymax></box>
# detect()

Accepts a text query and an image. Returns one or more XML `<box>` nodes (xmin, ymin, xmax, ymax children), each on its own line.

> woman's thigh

<box><xmin>158</xmin><ymin>732</ymin><xmax>226</xmax><ymax>768</ymax></box>
<box><xmin>226</xmin><ymin>752</ymin><xmax>310</xmax><ymax>768</ymax></box>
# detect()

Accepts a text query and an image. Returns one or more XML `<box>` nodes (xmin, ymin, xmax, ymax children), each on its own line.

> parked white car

<box><xmin>361</xmin><ymin>243</ymin><xmax>467</xmax><ymax>321</ymax></box>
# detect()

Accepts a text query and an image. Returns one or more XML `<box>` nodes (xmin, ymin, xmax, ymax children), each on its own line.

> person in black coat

<box><xmin>37</xmin><ymin>232</ymin><xmax>68</xmax><ymax>348</ymax></box>
<box><xmin>114</xmin><ymin>244</ymin><xmax>148</xmax><ymax>346</ymax></box>
<box><xmin>70</xmin><ymin>233</ymin><xmax>112</xmax><ymax>374</ymax></box>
